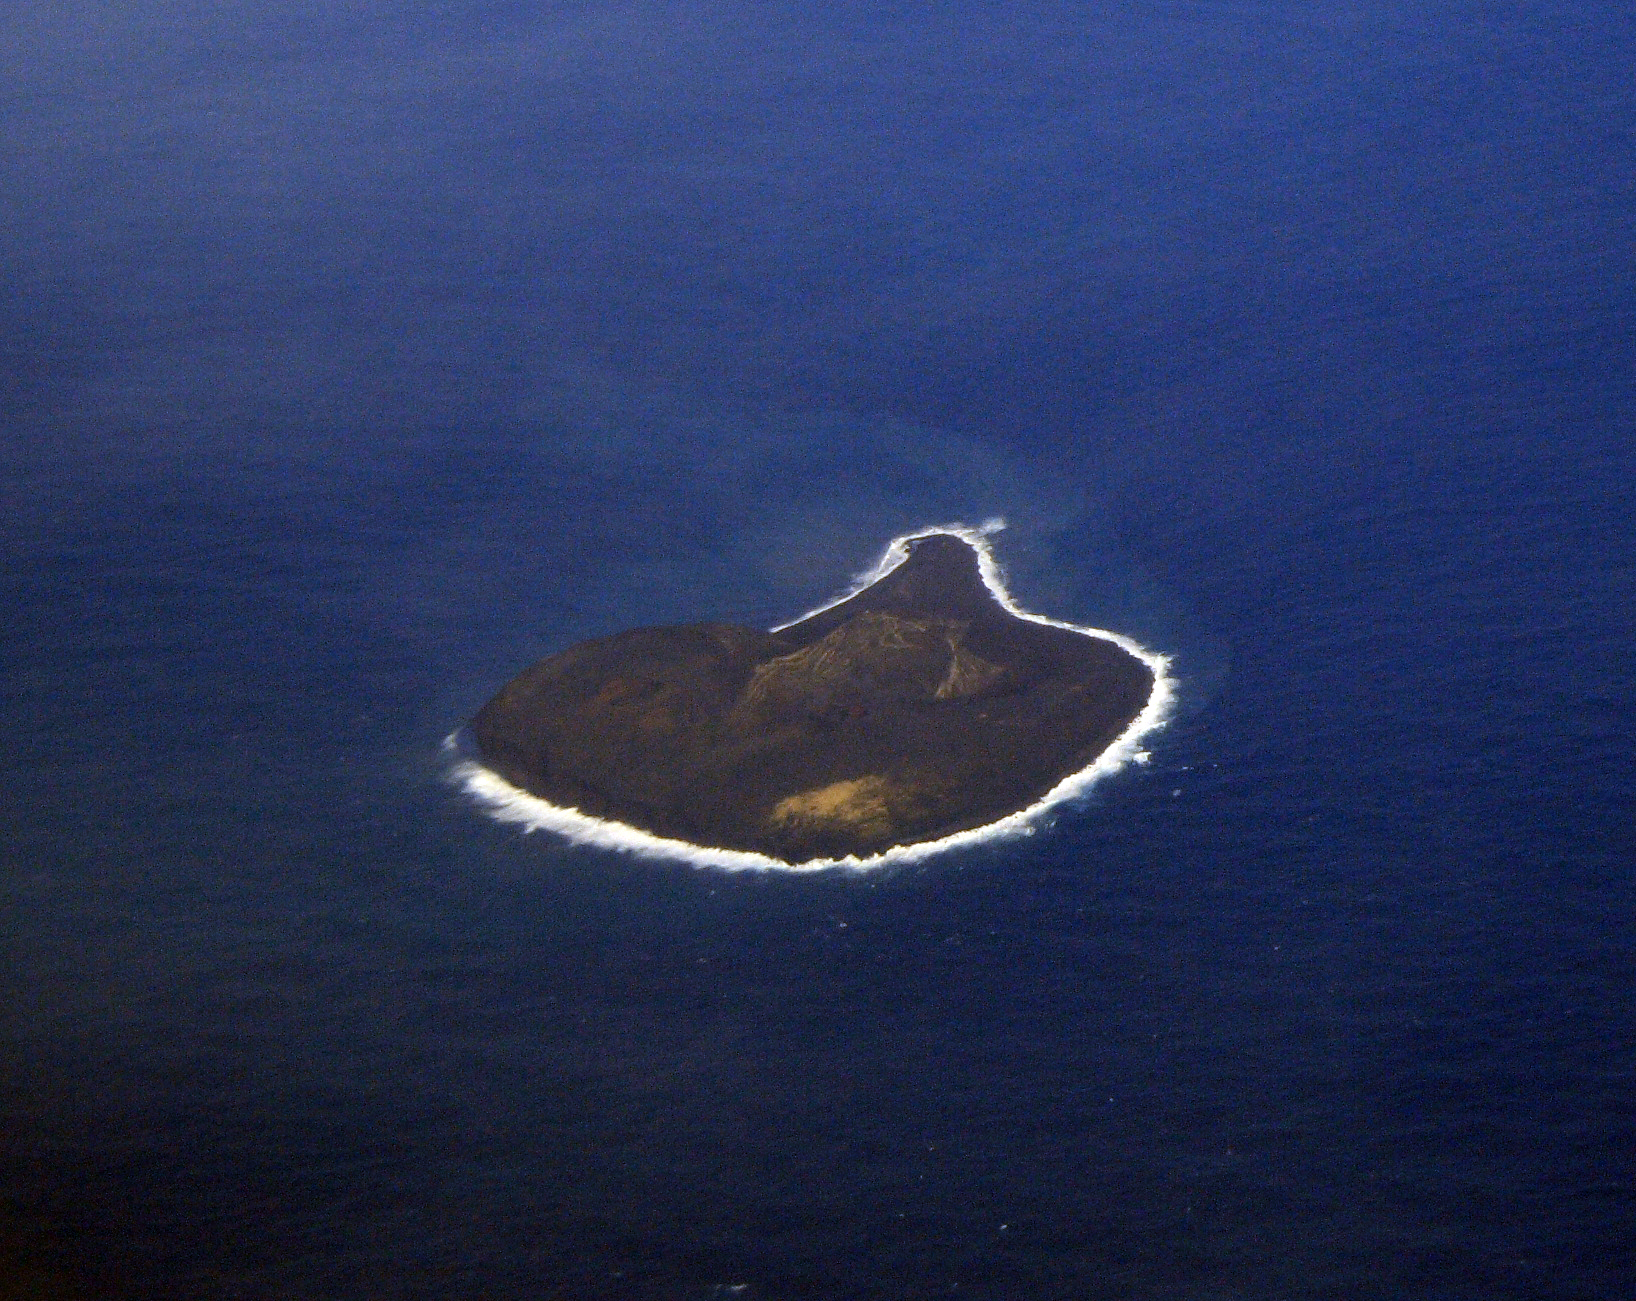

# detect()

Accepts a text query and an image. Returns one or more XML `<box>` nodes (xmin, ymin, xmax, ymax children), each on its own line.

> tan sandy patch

<box><xmin>768</xmin><ymin>776</ymin><xmax>899</xmax><ymax>838</ymax></box>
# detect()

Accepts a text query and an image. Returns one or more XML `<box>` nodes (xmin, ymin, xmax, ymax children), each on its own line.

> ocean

<box><xmin>2</xmin><ymin>0</ymin><xmax>1632</xmax><ymax>1296</ymax></box>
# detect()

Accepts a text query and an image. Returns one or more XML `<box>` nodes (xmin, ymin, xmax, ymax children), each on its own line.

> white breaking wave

<box><xmin>449</xmin><ymin>523</ymin><xmax>1176</xmax><ymax>872</ymax></box>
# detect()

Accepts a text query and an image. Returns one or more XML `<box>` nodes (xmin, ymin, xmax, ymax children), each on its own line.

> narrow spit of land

<box><xmin>469</xmin><ymin>532</ymin><xmax>1157</xmax><ymax>864</ymax></box>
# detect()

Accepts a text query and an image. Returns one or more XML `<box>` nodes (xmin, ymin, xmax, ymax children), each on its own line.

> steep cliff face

<box><xmin>469</xmin><ymin>534</ymin><xmax>1155</xmax><ymax>862</ymax></box>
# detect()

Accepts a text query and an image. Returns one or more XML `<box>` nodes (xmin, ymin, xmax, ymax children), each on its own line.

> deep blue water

<box><xmin>2</xmin><ymin>1</ymin><xmax>1633</xmax><ymax>1296</ymax></box>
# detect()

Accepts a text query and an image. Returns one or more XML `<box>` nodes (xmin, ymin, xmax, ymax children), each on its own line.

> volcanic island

<box><xmin>462</xmin><ymin>529</ymin><xmax>1169</xmax><ymax>867</ymax></box>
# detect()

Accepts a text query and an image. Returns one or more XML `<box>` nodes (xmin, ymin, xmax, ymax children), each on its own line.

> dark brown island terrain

<box><xmin>470</xmin><ymin>533</ymin><xmax>1156</xmax><ymax>863</ymax></box>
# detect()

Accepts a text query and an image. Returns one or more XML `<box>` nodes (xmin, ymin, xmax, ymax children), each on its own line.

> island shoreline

<box><xmin>450</xmin><ymin>523</ymin><xmax>1176</xmax><ymax>872</ymax></box>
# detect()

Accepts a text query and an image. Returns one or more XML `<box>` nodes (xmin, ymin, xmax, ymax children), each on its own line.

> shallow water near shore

<box><xmin>3</xmin><ymin>0</ymin><xmax>1633</xmax><ymax>1296</ymax></box>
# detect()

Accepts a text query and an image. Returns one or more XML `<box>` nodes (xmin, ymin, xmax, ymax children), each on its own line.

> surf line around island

<box><xmin>447</xmin><ymin>520</ymin><xmax>1177</xmax><ymax>873</ymax></box>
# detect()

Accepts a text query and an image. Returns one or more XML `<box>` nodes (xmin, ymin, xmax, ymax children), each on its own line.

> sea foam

<box><xmin>449</xmin><ymin>522</ymin><xmax>1175</xmax><ymax>872</ymax></box>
